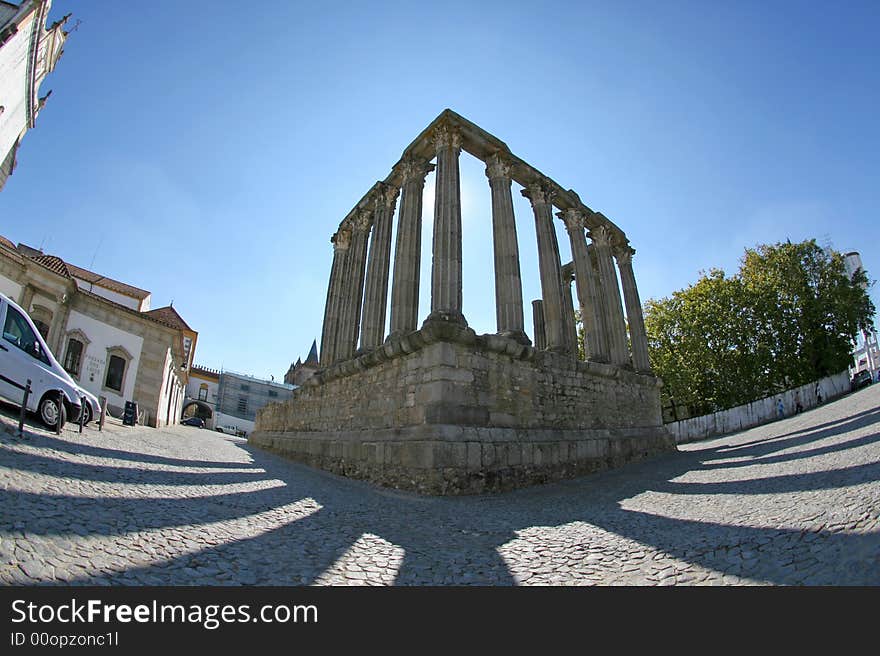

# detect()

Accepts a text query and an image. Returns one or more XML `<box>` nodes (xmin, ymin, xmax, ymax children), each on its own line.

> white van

<box><xmin>0</xmin><ymin>292</ymin><xmax>82</xmax><ymax>430</ymax></box>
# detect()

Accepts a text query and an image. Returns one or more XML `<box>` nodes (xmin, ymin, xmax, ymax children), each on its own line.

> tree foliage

<box><xmin>644</xmin><ymin>240</ymin><xmax>875</xmax><ymax>417</ymax></box>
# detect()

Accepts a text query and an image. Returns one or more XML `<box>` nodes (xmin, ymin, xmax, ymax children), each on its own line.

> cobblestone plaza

<box><xmin>1</xmin><ymin>384</ymin><xmax>878</xmax><ymax>585</ymax></box>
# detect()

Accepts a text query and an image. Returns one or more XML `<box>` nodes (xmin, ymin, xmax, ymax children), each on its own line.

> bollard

<box><xmin>78</xmin><ymin>395</ymin><xmax>85</xmax><ymax>433</ymax></box>
<box><xmin>99</xmin><ymin>398</ymin><xmax>107</xmax><ymax>432</ymax></box>
<box><xmin>18</xmin><ymin>379</ymin><xmax>31</xmax><ymax>438</ymax></box>
<box><xmin>56</xmin><ymin>389</ymin><xmax>63</xmax><ymax>435</ymax></box>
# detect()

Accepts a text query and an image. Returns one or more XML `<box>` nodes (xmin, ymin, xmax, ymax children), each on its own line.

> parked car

<box><xmin>76</xmin><ymin>385</ymin><xmax>101</xmax><ymax>426</ymax></box>
<box><xmin>851</xmin><ymin>369</ymin><xmax>873</xmax><ymax>391</ymax></box>
<box><xmin>215</xmin><ymin>425</ymin><xmax>237</xmax><ymax>435</ymax></box>
<box><xmin>0</xmin><ymin>292</ymin><xmax>82</xmax><ymax>430</ymax></box>
<box><xmin>181</xmin><ymin>416</ymin><xmax>205</xmax><ymax>428</ymax></box>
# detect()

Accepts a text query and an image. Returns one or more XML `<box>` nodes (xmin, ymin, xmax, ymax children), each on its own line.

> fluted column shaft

<box><xmin>486</xmin><ymin>153</ymin><xmax>527</xmax><ymax>342</ymax></box>
<box><xmin>591</xmin><ymin>225</ymin><xmax>629</xmax><ymax>365</ymax></box>
<box><xmin>532</xmin><ymin>299</ymin><xmax>546</xmax><ymax>350</ymax></box>
<box><xmin>560</xmin><ymin>209</ymin><xmax>607</xmax><ymax>362</ymax></box>
<box><xmin>427</xmin><ymin>123</ymin><xmax>466</xmax><ymax>326</ymax></box>
<box><xmin>523</xmin><ymin>183</ymin><xmax>567</xmax><ymax>352</ymax></box>
<box><xmin>560</xmin><ymin>263</ymin><xmax>579</xmax><ymax>357</ymax></box>
<box><xmin>319</xmin><ymin>229</ymin><xmax>350</xmax><ymax>366</ymax></box>
<box><xmin>616</xmin><ymin>247</ymin><xmax>652</xmax><ymax>372</ymax></box>
<box><xmin>389</xmin><ymin>157</ymin><xmax>433</xmax><ymax>336</ymax></box>
<box><xmin>360</xmin><ymin>184</ymin><xmax>400</xmax><ymax>350</ymax></box>
<box><xmin>336</xmin><ymin>212</ymin><xmax>371</xmax><ymax>361</ymax></box>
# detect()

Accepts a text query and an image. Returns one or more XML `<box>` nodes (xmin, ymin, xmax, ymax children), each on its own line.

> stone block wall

<box><xmin>251</xmin><ymin>324</ymin><xmax>675</xmax><ymax>494</ymax></box>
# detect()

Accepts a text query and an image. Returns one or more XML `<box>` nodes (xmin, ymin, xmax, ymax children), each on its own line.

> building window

<box><xmin>64</xmin><ymin>338</ymin><xmax>84</xmax><ymax>377</ymax></box>
<box><xmin>102</xmin><ymin>345</ymin><xmax>133</xmax><ymax>395</ymax></box>
<box><xmin>33</xmin><ymin>319</ymin><xmax>50</xmax><ymax>339</ymax></box>
<box><xmin>237</xmin><ymin>396</ymin><xmax>248</xmax><ymax>414</ymax></box>
<box><xmin>198</xmin><ymin>383</ymin><xmax>208</xmax><ymax>401</ymax></box>
<box><xmin>268</xmin><ymin>390</ymin><xmax>278</xmax><ymax>398</ymax></box>
<box><xmin>240</xmin><ymin>384</ymin><xmax>250</xmax><ymax>391</ymax></box>
<box><xmin>105</xmin><ymin>355</ymin><xmax>126</xmax><ymax>392</ymax></box>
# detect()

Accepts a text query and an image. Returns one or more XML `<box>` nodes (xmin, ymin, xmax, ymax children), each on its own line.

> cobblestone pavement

<box><xmin>1</xmin><ymin>385</ymin><xmax>878</xmax><ymax>586</ymax></box>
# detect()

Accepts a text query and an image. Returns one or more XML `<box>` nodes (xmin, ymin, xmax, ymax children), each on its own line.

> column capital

<box><xmin>589</xmin><ymin>224</ymin><xmax>614</xmax><ymax>248</ymax></box>
<box><xmin>332</xmin><ymin>228</ymin><xmax>351</xmax><ymax>251</ymax></box>
<box><xmin>485</xmin><ymin>151</ymin><xmax>512</xmax><ymax>181</ymax></box>
<box><xmin>397</xmin><ymin>156</ymin><xmax>435</xmax><ymax>185</ymax></box>
<box><xmin>521</xmin><ymin>182</ymin><xmax>555</xmax><ymax>208</ymax></box>
<box><xmin>375</xmin><ymin>182</ymin><xmax>400</xmax><ymax>210</ymax></box>
<box><xmin>432</xmin><ymin>122</ymin><xmax>462</xmax><ymax>154</ymax></box>
<box><xmin>352</xmin><ymin>209</ymin><xmax>372</xmax><ymax>233</ymax></box>
<box><xmin>614</xmin><ymin>245</ymin><xmax>636</xmax><ymax>266</ymax></box>
<box><xmin>558</xmin><ymin>207</ymin><xmax>587</xmax><ymax>232</ymax></box>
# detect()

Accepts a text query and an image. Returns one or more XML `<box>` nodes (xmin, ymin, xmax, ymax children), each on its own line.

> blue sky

<box><xmin>2</xmin><ymin>0</ymin><xmax>878</xmax><ymax>380</ymax></box>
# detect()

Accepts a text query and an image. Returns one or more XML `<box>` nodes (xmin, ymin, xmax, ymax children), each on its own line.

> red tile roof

<box><xmin>66</xmin><ymin>262</ymin><xmax>150</xmax><ymax>300</ymax></box>
<box><xmin>144</xmin><ymin>305</ymin><xmax>194</xmax><ymax>332</ymax></box>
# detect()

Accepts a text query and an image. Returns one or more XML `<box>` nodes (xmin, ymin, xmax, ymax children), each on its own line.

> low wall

<box><xmin>251</xmin><ymin>321</ymin><xmax>676</xmax><ymax>494</ymax></box>
<box><xmin>666</xmin><ymin>371</ymin><xmax>850</xmax><ymax>444</ymax></box>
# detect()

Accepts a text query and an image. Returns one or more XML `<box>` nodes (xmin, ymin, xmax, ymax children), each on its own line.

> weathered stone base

<box><xmin>249</xmin><ymin>425</ymin><xmax>676</xmax><ymax>495</ymax></box>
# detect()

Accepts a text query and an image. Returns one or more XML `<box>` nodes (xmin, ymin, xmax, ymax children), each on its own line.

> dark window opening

<box><xmin>64</xmin><ymin>338</ymin><xmax>84</xmax><ymax>377</ymax></box>
<box><xmin>105</xmin><ymin>355</ymin><xmax>126</xmax><ymax>392</ymax></box>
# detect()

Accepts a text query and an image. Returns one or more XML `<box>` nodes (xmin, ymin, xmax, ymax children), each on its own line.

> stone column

<box><xmin>486</xmin><ymin>152</ymin><xmax>528</xmax><ymax>343</ymax></box>
<box><xmin>425</xmin><ymin>123</ymin><xmax>467</xmax><ymax>327</ymax></box>
<box><xmin>522</xmin><ymin>183</ymin><xmax>567</xmax><ymax>352</ymax></box>
<box><xmin>590</xmin><ymin>224</ymin><xmax>629</xmax><ymax>365</ymax></box>
<box><xmin>359</xmin><ymin>183</ymin><xmax>400</xmax><ymax>350</ymax></box>
<box><xmin>336</xmin><ymin>210</ymin><xmax>372</xmax><ymax>361</ymax></box>
<box><xmin>532</xmin><ymin>299</ymin><xmax>546</xmax><ymax>350</ymax></box>
<box><xmin>560</xmin><ymin>208</ymin><xmax>607</xmax><ymax>362</ymax></box>
<box><xmin>319</xmin><ymin>229</ymin><xmax>350</xmax><ymax>366</ymax></box>
<box><xmin>389</xmin><ymin>157</ymin><xmax>434</xmax><ymax>337</ymax></box>
<box><xmin>18</xmin><ymin>284</ymin><xmax>35</xmax><ymax>314</ymax></box>
<box><xmin>560</xmin><ymin>263</ymin><xmax>579</xmax><ymax>357</ymax></box>
<box><xmin>616</xmin><ymin>246</ymin><xmax>652</xmax><ymax>372</ymax></box>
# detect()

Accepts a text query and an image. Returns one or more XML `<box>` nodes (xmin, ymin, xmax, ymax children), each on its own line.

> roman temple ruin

<box><xmin>250</xmin><ymin>109</ymin><xmax>676</xmax><ymax>494</ymax></box>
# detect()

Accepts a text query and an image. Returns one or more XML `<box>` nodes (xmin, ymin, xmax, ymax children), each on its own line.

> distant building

<box><xmin>0</xmin><ymin>236</ymin><xmax>196</xmax><ymax>427</ymax></box>
<box><xmin>0</xmin><ymin>0</ymin><xmax>70</xmax><ymax>191</ymax></box>
<box><xmin>213</xmin><ymin>370</ymin><xmax>294</xmax><ymax>437</ymax></box>
<box><xmin>284</xmin><ymin>339</ymin><xmax>318</xmax><ymax>386</ymax></box>
<box><xmin>183</xmin><ymin>364</ymin><xmax>219</xmax><ymax>428</ymax></box>
<box><xmin>844</xmin><ymin>251</ymin><xmax>880</xmax><ymax>376</ymax></box>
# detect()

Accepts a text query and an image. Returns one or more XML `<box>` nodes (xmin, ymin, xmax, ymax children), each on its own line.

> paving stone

<box><xmin>1</xmin><ymin>387</ymin><xmax>879</xmax><ymax>586</ymax></box>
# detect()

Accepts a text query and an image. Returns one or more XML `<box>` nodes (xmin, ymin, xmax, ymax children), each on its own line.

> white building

<box><xmin>844</xmin><ymin>251</ymin><xmax>880</xmax><ymax>377</ymax></box>
<box><xmin>0</xmin><ymin>236</ymin><xmax>197</xmax><ymax>427</ymax></box>
<box><xmin>183</xmin><ymin>364</ymin><xmax>220</xmax><ymax>429</ymax></box>
<box><xmin>0</xmin><ymin>0</ymin><xmax>69</xmax><ymax>191</ymax></box>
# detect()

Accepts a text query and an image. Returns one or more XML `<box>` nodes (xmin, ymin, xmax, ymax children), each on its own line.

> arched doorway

<box><xmin>182</xmin><ymin>400</ymin><xmax>213</xmax><ymax>425</ymax></box>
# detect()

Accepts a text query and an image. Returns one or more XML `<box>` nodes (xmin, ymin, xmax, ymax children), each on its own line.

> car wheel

<box><xmin>38</xmin><ymin>394</ymin><xmax>67</xmax><ymax>430</ymax></box>
<box><xmin>81</xmin><ymin>402</ymin><xmax>93</xmax><ymax>425</ymax></box>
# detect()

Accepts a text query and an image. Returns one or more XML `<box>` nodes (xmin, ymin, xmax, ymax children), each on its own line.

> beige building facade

<box><xmin>0</xmin><ymin>235</ymin><xmax>196</xmax><ymax>427</ymax></box>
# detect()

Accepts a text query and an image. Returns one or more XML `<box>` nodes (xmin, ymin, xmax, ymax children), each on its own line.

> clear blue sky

<box><xmin>3</xmin><ymin>0</ymin><xmax>878</xmax><ymax>380</ymax></box>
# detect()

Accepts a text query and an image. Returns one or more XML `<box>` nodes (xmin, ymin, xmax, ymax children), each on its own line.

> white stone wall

<box><xmin>64</xmin><ymin>310</ymin><xmax>144</xmax><ymax>410</ymax></box>
<box><xmin>73</xmin><ymin>278</ymin><xmax>146</xmax><ymax>311</ymax></box>
<box><xmin>0</xmin><ymin>272</ymin><xmax>22</xmax><ymax>302</ymax></box>
<box><xmin>667</xmin><ymin>371</ymin><xmax>851</xmax><ymax>444</ymax></box>
<box><xmin>154</xmin><ymin>347</ymin><xmax>185</xmax><ymax>427</ymax></box>
<box><xmin>0</xmin><ymin>16</ymin><xmax>31</xmax><ymax>168</ymax></box>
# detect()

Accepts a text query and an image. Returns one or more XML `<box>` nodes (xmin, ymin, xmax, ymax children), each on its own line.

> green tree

<box><xmin>643</xmin><ymin>239</ymin><xmax>875</xmax><ymax>417</ymax></box>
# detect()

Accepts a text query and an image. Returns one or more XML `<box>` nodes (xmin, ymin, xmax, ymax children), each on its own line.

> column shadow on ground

<box><xmin>4</xmin><ymin>404</ymin><xmax>878</xmax><ymax>586</ymax></box>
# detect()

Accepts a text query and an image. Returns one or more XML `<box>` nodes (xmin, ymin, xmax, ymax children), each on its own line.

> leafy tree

<box><xmin>642</xmin><ymin>239</ymin><xmax>875</xmax><ymax>417</ymax></box>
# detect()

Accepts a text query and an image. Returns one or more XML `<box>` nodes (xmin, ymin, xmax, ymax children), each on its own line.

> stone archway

<box><xmin>182</xmin><ymin>400</ymin><xmax>213</xmax><ymax>421</ymax></box>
